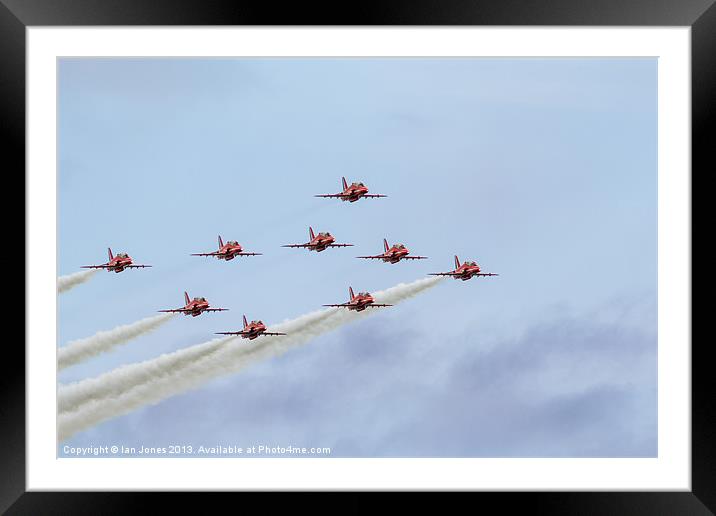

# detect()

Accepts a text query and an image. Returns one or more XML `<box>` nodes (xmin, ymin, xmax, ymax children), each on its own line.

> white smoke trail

<box><xmin>58</xmin><ymin>335</ymin><xmax>237</xmax><ymax>414</ymax></box>
<box><xmin>57</xmin><ymin>269</ymin><xmax>99</xmax><ymax>294</ymax></box>
<box><xmin>58</xmin><ymin>313</ymin><xmax>177</xmax><ymax>371</ymax></box>
<box><xmin>57</xmin><ymin>306</ymin><xmax>340</xmax><ymax>414</ymax></box>
<box><xmin>58</xmin><ymin>276</ymin><xmax>443</xmax><ymax>441</ymax></box>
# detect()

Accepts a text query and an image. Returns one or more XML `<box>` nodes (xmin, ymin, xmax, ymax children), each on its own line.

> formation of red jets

<box><xmin>80</xmin><ymin>177</ymin><xmax>498</xmax><ymax>336</ymax></box>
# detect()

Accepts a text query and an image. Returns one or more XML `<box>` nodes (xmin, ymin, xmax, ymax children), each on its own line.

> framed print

<box><xmin>6</xmin><ymin>0</ymin><xmax>710</xmax><ymax>512</ymax></box>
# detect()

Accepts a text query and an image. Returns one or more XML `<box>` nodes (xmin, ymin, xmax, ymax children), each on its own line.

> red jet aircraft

<box><xmin>323</xmin><ymin>286</ymin><xmax>392</xmax><ymax>312</ymax></box>
<box><xmin>315</xmin><ymin>177</ymin><xmax>387</xmax><ymax>203</ymax></box>
<box><xmin>191</xmin><ymin>235</ymin><xmax>262</xmax><ymax>261</ymax></box>
<box><xmin>81</xmin><ymin>248</ymin><xmax>151</xmax><ymax>273</ymax></box>
<box><xmin>429</xmin><ymin>255</ymin><xmax>499</xmax><ymax>281</ymax></box>
<box><xmin>159</xmin><ymin>291</ymin><xmax>229</xmax><ymax>317</ymax></box>
<box><xmin>282</xmin><ymin>227</ymin><xmax>354</xmax><ymax>252</ymax></box>
<box><xmin>215</xmin><ymin>314</ymin><xmax>287</xmax><ymax>340</ymax></box>
<box><xmin>357</xmin><ymin>239</ymin><xmax>428</xmax><ymax>263</ymax></box>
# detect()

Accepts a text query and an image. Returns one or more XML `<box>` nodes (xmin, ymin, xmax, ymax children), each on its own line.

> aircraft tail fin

<box><xmin>383</xmin><ymin>239</ymin><xmax>389</xmax><ymax>252</ymax></box>
<box><xmin>455</xmin><ymin>255</ymin><xmax>461</xmax><ymax>269</ymax></box>
<box><xmin>243</xmin><ymin>314</ymin><xmax>248</xmax><ymax>328</ymax></box>
<box><xmin>309</xmin><ymin>226</ymin><xmax>315</xmax><ymax>240</ymax></box>
<box><xmin>108</xmin><ymin>248</ymin><xmax>114</xmax><ymax>261</ymax></box>
<box><xmin>342</xmin><ymin>176</ymin><xmax>348</xmax><ymax>190</ymax></box>
<box><xmin>349</xmin><ymin>286</ymin><xmax>355</xmax><ymax>300</ymax></box>
<box><xmin>218</xmin><ymin>235</ymin><xmax>224</xmax><ymax>248</ymax></box>
<box><xmin>184</xmin><ymin>291</ymin><xmax>190</xmax><ymax>305</ymax></box>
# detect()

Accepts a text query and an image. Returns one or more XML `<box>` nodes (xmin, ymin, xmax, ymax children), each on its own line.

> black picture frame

<box><xmin>5</xmin><ymin>0</ymin><xmax>710</xmax><ymax>512</ymax></box>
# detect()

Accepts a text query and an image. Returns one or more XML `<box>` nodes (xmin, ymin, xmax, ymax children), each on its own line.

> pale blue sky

<box><xmin>58</xmin><ymin>58</ymin><xmax>657</xmax><ymax>457</ymax></box>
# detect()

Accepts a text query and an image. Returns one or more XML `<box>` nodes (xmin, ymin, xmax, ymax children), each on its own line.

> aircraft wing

<box><xmin>158</xmin><ymin>308</ymin><xmax>191</xmax><ymax>313</ymax></box>
<box><xmin>401</xmin><ymin>256</ymin><xmax>428</xmax><ymax>260</ymax></box>
<box><xmin>356</xmin><ymin>255</ymin><xmax>384</xmax><ymax>259</ymax></box>
<box><xmin>204</xmin><ymin>308</ymin><xmax>229</xmax><ymax>312</ymax></box>
<box><xmin>314</xmin><ymin>194</ymin><xmax>345</xmax><ymax>198</ymax></box>
<box><xmin>236</xmin><ymin>252</ymin><xmax>263</xmax><ymax>256</ymax></box>
<box><xmin>282</xmin><ymin>243</ymin><xmax>311</xmax><ymax>248</ymax></box>
<box><xmin>322</xmin><ymin>303</ymin><xmax>392</xmax><ymax>308</ymax></box>
<box><xmin>362</xmin><ymin>194</ymin><xmax>388</xmax><ymax>198</ymax></box>
<box><xmin>215</xmin><ymin>330</ymin><xmax>286</xmax><ymax>336</ymax></box>
<box><xmin>428</xmin><ymin>271</ymin><xmax>499</xmax><ymax>277</ymax></box>
<box><xmin>327</xmin><ymin>243</ymin><xmax>354</xmax><ymax>247</ymax></box>
<box><xmin>191</xmin><ymin>252</ymin><xmax>221</xmax><ymax>257</ymax></box>
<box><xmin>81</xmin><ymin>264</ymin><xmax>110</xmax><ymax>269</ymax></box>
<box><xmin>125</xmin><ymin>264</ymin><xmax>152</xmax><ymax>268</ymax></box>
